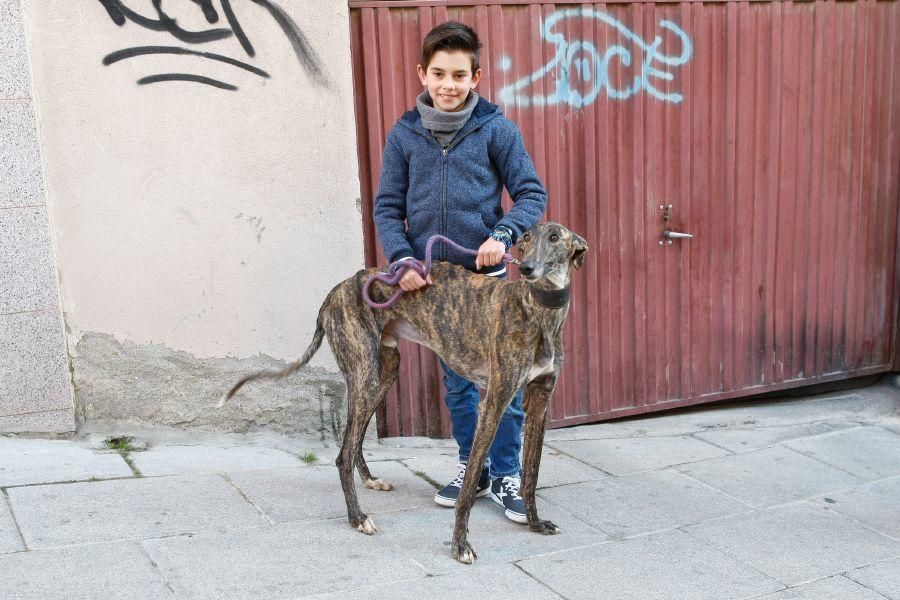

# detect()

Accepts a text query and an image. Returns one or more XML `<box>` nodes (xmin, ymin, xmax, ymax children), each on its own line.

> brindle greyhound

<box><xmin>220</xmin><ymin>222</ymin><xmax>588</xmax><ymax>563</ymax></box>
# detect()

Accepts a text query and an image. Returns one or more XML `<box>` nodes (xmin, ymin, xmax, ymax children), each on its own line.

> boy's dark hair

<box><xmin>421</xmin><ymin>21</ymin><xmax>481</xmax><ymax>73</ymax></box>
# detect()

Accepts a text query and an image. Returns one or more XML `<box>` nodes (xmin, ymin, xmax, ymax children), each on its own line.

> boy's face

<box><xmin>417</xmin><ymin>50</ymin><xmax>482</xmax><ymax>112</ymax></box>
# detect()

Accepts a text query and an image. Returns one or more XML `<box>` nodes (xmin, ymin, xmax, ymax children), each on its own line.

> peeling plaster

<box><xmin>72</xmin><ymin>332</ymin><xmax>347</xmax><ymax>441</ymax></box>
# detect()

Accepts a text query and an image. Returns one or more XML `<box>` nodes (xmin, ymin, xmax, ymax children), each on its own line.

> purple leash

<box><xmin>363</xmin><ymin>235</ymin><xmax>519</xmax><ymax>309</ymax></box>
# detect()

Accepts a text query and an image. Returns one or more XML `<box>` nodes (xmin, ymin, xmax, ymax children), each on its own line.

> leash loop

<box><xmin>363</xmin><ymin>235</ymin><xmax>518</xmax><ymax>310</ymax></box>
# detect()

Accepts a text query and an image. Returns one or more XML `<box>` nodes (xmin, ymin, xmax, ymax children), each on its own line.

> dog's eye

<box><xmin>550</xmin><ymin>234</ymin><xmax>559</xmax><ymax>242</ymax></box>
<box><xmin>521</xmin><ymin>234</ymin><xmax>531</xmax><ymax>242</ymax></box>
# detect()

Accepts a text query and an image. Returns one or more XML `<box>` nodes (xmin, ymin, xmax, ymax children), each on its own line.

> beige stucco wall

<box><xmin>20</xmin><ymin>0</ymin><xmax>365</xmax><ymax>434</ymax></box>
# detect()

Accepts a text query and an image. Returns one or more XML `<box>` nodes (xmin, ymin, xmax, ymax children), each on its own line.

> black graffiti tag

<box><xmin>98</xmin><ymin>0</ymin><xmax>330</xmax><ymax>91</ymax></box>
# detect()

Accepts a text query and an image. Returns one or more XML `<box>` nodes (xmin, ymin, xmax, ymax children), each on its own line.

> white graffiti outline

<box><xmin>498</xmin><ymin>8</ymin><xmax>693</xmax><ymax>107</ymax></box>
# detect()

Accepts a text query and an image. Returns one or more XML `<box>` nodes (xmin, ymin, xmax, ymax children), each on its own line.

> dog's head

<box><xmin>515</xmin><ymin>222</ymin><xmax>588</xmax><ymax>288</ymax></box>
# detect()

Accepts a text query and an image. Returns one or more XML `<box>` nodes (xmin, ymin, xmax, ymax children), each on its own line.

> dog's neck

<box><xmin>528</xmin><ymin>283</ymin><xmax>570</xmax><ymax>309</ymax></box>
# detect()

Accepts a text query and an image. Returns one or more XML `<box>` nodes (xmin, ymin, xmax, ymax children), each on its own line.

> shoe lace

<box><xmin>450</xmin><ymin>463</ymin><xmax>467</xmax><ymax>487</ymax></box>
<box><xmin>502</xmin><ymin>476</ymin><xmax>521</xmax><ymax>498</ymax></box>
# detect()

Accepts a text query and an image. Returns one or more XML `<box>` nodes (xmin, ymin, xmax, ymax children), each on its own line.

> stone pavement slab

<box><xmin>682</xmin><ymin>503</ymin><xmax>900</xmax><ymax>586</ymax></box>
<box><xmin>0</xmin><ymin>541</ymin><xmax>172</xmax><ymax>600</ymax></box>
<box><xmin>0</xmin><ymin>438</ymin><xmax>132</xmax><ymax>486</ymax></box>
<box><xmin>754</xmin><ymin>574</ymin><xmax>889</xmax><ymax>599</ymax></box>
<box><xmin>845</xmin><ymin>557</ymin><xmax>900</xmax><ymax>599</ymax></box>
<box><xmin>535</xmin><ymin>447</ymin><xmax>609</xmax><ymax>488</ymax></box>
<box><xmin>693</xmin><ymin>421</ymin><xmax>854</xmax><ymax>453</ymax></box>
<box><xmin>8</xmin><ymin>474</ymin><xmax>268</xmax><ymax>548</ymax></box>
<box><xmin>142</xmin><ymin>518</ymin><xmax>424</xmax><ymax>599</ymax></box>
<box><xmin>538</xmin><ymin>469</ymin><xmax>752</xmax><ymax>538</ymax></box>
<box><xmin>368</xmin><ymin>499</ymin><xmax>609</xmax><ymax>575</ymax></box>
<box><xmin>129</xmin><ymin>443</ymin><xmax>304</xmax><ymax>476</ymax></box>
<box><xmin>226</xmin><ymin>462</ymin><xmax>437</xmax><ymax>523</ymax></box>
<box><xmin>677</xmin><ymin>445</ymin><xmax>863</xmax><ymax>508</ymax></box>
<box><xmin>811</xmin><ymin>476</ymin><xmax>900</xmax><ymax>540</ymax></box>
<box><xmin>0</xmin><ymin>496</ymin><xmax>24</xmax><ymax>553</ymax></box>
<box><xmin>784</xmin><ymin>426</ymin><xmax>900</xmax><ymax>481</ymax></box>
<box><xmin>401</xmin><ymin>446</ymin><xmax>607</xmax><ymax>491</ymax></box>
<box><xmin>517</xmin><ymin>528</ymin><xmax>784</xmax><ymax>600</ymax></box>
<box><xmin>308</xmin><ymin>562</ymin><xmax>563</xmax><ymax>599</ymax></box>
<box><xmin>541</xmin><ymin>391</ymin><xmax>891</xmax><ymax>443</ymax></box>
<box><xmin>546</xmin><ymin>435</ymin><xmax>730</xmax><ymax>475</ymax></box>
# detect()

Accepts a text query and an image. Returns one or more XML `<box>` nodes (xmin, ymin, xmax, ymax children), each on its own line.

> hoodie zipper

<box><xmin>406</xmin><ymin>113</ymin><xmax>495</xmax><ymax>262</ymax></box>
<box><xmin>440</xmin><ymin>146</ymin><xmax>448</xmax><ymax>260</ymax></box>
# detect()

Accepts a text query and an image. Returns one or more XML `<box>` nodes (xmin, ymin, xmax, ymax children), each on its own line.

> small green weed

<box><xmin>105</xmin><ymin>436</ymin><xmax>135</xmax><ymax>452</ymax></box>
<box><xmin>299</xmin><ymin>452</ymin><xmax>317</xmax><ymax>464</ymax></box>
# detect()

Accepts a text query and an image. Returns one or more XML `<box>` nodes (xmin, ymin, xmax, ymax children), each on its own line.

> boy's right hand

<box><xmin>399</xmin><ymin>269</ymin><xmax>433</xmax><ymax>291</ymax></box>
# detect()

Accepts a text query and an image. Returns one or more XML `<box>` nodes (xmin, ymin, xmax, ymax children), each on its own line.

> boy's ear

<box><xmin>416</xmin><ymin>64</ymin><xmax>427</xmax><ymax>86</ymax></box>
<box><xmin>471</xmin><ymin>67</ymin><xmax>482</xmax><ymax>89</ymax></box>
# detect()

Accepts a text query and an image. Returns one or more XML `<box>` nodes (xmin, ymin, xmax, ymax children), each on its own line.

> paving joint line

<box><xmin>675</xmin><ymin>525</ymin><xmax>789</xmax><ymax>590</ymax></box>
<box><xmin>397</xmin><ymin>459</ymin><xmax>442</xmax><ymax>490</ymax></box>
<box><xmin>1</xmin><ymin>474</ymin><xmax>139</xmax><ymax>490</ymax></box>
<box><xmin>136</xmin><ymin>541</ymin><xmax>177</xmax><ymax>595</ymax></box>
<box><xmin>218</xmin><ymin>472</ymin><xmax>275</xmax><ymax>525</ymax></box>
<box><xmin>513</xmin><ymin>561</ymin><xmax>572</xmax><ymax>599</ymax></box>
<box><xmin>675</xmin><ymin>469</ymin><xmax>759</xmax><ymax>508</ymax></box>
<box><xmin>1</xmin><ymin>489</ymin><xmax>29</xmax><ymax>552</ymax></box>
<box><xmin>540</xmin><ymin>442</ymin><xmax>615</xmax><ymax>477</ymax></box>
<box><xmin>838</xmin><ymin>573</ymin><xmax>895</xmax><ymax>600</ymax></box>
<box><xmin>777</xmin><ymin>442</ymin><xmax>871</xmax><ymax>479</ymax></box>
<box><xmin>685</xmin><ymin>431</ymin><xmax>738</xmax><ymax>454</ymax></box>
<box><xmin>810</xmin><ymin>501</ymin><xmax>900</xmax><ymax>545</ymax></box>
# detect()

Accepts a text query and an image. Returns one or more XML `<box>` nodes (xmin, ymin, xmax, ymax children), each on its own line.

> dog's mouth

<box><xmin>519</xmin><ymin>261</ymin><xmax>558</xmax><ymax>282</ymax></box>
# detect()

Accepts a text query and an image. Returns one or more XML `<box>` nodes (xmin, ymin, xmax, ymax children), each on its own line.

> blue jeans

<box><xmin>439</xmin><ymin>359</ymin><xmax>524</xmax><ymax>478</ymax></box>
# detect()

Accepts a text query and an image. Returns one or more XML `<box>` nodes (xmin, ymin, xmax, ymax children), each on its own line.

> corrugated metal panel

<box><xmin>350</xmin><ymin>0</ymin><xmax>900</xmax><ymax>437</ymax></box>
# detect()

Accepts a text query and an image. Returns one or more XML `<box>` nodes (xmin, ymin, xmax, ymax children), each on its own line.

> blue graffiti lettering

<box><xmin>498</xmin><ymin>9</ymin><xmax>692</xmax><ymax>107</ymax></box>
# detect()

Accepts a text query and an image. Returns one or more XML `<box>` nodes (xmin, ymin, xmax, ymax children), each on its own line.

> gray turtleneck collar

<box><xmin>416</xmin><ymin>90</ymin><xmax>479</xmax><ymax>147</ymax></box>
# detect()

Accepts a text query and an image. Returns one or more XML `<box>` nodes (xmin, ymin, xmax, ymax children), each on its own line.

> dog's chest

<box><xmin>526</xmin><ymin>356</ymin><xmax>555</xmax><ymax>381</ymax></box>
<box><xmin>527</xmin><ymin>330</ymin><xmax>557</xmax><ymax>382</ymax></box>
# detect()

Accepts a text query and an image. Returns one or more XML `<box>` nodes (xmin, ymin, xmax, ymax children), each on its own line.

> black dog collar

<box><xmin>529</xmin><ymin>285</ymin><xmax>570</xmax><ymax>309</ymax></box>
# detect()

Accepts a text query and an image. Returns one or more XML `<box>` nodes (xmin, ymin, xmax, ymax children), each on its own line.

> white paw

<box><xmin>356</xmin><ymin>516</ymin><xmax>378</xmax><ymax>535</ymax></box>
<box><xmin>364</xmin><ymin>478</ymin><xmax>394</xmax><ymax>491</ymax></box>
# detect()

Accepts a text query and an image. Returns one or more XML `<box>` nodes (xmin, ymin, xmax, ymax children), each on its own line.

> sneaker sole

<box><xmin>489</xmin><ymin>492</ymin><xmax>528</xmax><ymax>524</ymax></box>
<box><xmin>433</xmin><ymin>486</ymin><xmax>490</xmax><ymax>508</ymax></box>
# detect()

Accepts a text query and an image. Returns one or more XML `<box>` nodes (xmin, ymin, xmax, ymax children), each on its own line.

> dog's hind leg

<box><xmin>336</xmin><ymin>363</ymin><xmax>382</xmax><ymax>535</ymax></box>
<box><xmin>521</xmin><ymin>373</ymin><xmax>560</xmax><ymax>535</ymax></box>
<box><xmin>357</xmin><ymin>344</ymin><xmax>401</xmax><ymax>492</ymax></box>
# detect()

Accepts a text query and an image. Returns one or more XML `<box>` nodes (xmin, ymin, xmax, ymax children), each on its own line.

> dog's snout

<box><xmin>519</xmin><ymin>261</ymin><xmax>536</xmax><ymax>277</ymax></box>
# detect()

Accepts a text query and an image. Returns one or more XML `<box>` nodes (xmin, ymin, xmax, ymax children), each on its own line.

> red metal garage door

<box><xmin>349</xmin><ymin>0</ymin><xmax>900</xmax><ymax>437</ymax></box>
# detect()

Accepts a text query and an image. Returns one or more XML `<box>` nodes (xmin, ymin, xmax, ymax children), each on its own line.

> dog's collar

<box><xmin>528</xmin><ymin>285</ymin><xmax>570</xmax><ymax>309</ymax></box>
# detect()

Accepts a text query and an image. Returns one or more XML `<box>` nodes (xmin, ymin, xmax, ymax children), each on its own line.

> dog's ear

<box><xmin>571</xmin><ymin>233</ymin><xmax>589</xmax><ymax>270</ymax></box>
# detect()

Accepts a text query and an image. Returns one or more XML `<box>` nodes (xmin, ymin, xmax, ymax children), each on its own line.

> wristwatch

<box><xmin>489</xmin><ymin>226</ymin><xmax>513</xmax><ymax>250</ymax></box>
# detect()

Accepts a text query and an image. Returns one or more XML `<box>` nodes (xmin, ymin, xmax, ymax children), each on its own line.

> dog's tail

<box><xmin>217</xmin><ymin>317</ymin><xmax>326</xmax><ymax>409</ymax></box>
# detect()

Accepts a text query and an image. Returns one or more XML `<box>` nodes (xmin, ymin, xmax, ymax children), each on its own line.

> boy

<box><xmin>373</xmin><ymin>21</ymin><xmax>547</xmax><ymax>524</ymax></box>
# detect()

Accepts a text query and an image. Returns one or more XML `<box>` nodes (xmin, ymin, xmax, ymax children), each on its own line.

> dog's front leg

<box><xmin>450</xmin><ymin>383</ymin><xmax>518</xmax><ymax>564</ymax></box>
<box><xmin>521</xmin><ymin>373</ymin><xmax>560</xmax><ymax>535</ymax></box>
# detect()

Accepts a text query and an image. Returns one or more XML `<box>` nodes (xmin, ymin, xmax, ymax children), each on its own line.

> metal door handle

<box><xmin>664</xmin><ymin>230</ymin><xmax>694</xmax><ymax>239</ymax></box>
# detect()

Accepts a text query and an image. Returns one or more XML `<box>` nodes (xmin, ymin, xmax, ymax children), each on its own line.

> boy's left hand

<box><xmin>476</xmin><ymin>238</ymin><xmax>507</xmax><ymax>270</ymax></box>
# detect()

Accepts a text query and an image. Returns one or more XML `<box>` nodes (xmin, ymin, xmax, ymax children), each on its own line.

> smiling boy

<box><xmin>373</xmin><ymin>21</ymin><xmax>548</xmax><ymax>523</ymax></box>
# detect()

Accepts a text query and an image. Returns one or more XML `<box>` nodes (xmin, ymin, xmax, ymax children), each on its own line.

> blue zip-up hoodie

<box><xmin>373</xmin><ymin>96</ymin><xmax>547</xmax><ymax>274</ymax></box>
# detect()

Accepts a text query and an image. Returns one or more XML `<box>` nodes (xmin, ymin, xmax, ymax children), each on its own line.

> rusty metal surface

<box><xmin>350</xmin><ymin>0</ymin><xmax>900</xmax><ymax>437</ymax></box>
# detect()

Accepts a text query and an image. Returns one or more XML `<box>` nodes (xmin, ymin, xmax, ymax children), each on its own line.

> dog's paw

<box><xmin>529</xmin><ymin>519</ymin><xmax>561</xmax><ymax>535</ymax></box>
<box><xmin>364</xmin><ymin>478</ymin><xmax>394</xmax><ymax>491</ymax></box>
<box><xmin>355</xmin><ymin>516</ymin><xmax>378</xmax><ymax>535</ymax></box>
<box><xmin>451</xmin><ymin>540</ymin><xmax>477</xmax><ymax>564</ymax></box>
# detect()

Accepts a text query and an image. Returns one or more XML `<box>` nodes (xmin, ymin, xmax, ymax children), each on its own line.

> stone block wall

<box><xmin>0</xmin><ymin>1</ymin><xmax>74</xmax><ymax>433</ymax></box>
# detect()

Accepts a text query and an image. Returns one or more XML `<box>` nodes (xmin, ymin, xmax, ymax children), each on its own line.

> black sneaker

<box><xmin>433</xmin><ymin>462</ymin><xmax>491</xmax><ymax>507</ymax></box>
<box><xmin>490</xmin><ymin>475</ymin><xmax>527</xmax><ymax>524</ymax></box>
